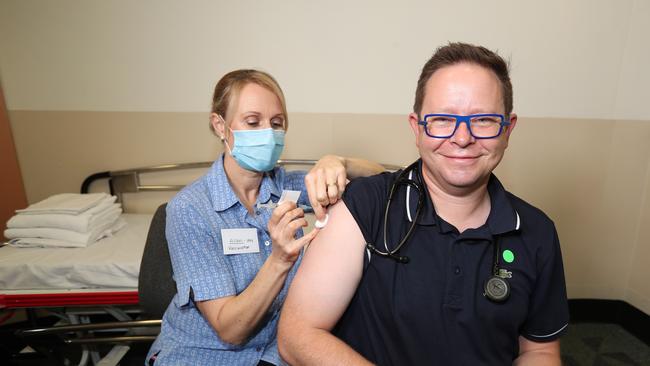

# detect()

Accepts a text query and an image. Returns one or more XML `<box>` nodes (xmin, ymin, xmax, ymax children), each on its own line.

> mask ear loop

<box><xmin>216</xmin><ymin>114</ymin><xmax>234</xmax><ymax>155</ymax></box>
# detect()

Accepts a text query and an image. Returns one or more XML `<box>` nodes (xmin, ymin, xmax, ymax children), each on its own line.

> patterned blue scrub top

<box><xmin>147</xmin><ymin>155</ymin><xmax>308</xmax><ymax>365</ymax></box>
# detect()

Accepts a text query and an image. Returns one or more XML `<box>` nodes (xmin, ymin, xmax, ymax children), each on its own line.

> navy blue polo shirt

<box><xmin>335</xmin><ymin>162</ymin><xmax>569</xmax><ymax>365</ymax></box>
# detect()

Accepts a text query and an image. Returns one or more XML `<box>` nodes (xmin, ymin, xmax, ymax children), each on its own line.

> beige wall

<box><xmin>627</xmin><ymin>159</ymin><xmax>650</xmax><ymax>314</ymax></box>
<box><xmin>2</xmin><ymin>0</ymin><xmax>649</xmax><ymax>315</ymax></box>
<box><xmin>0</xmin><ymin>87</ymin><xmax>27</xmax><ymax>241</ymax></box>
<box><xmin>9</xmin><ymin>110</ymin><xmax>650</xmax><ymax>314</ymax></box>
<box><xmin>1</xmin><ymin>0</ymin><xmax>649</xmax><ymax>120</ymax></box>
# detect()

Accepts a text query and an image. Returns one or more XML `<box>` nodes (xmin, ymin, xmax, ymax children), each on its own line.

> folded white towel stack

<box><xmin>4</xmin><ymin>193</ymin><xmax>126</xmax><ymax>248</ymax></box>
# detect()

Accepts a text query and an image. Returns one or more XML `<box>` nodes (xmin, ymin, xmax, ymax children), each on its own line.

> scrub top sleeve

<box><xmin>521</xmin><ymin>227</ymin><xmax>570</xmax><ymax>342</ymax></box>
<box><xmin>341</xmin><ymin>174</ymin><xmax>389</xmax><ymax>245</ymax></box>
<box><xmin>165</xmin><ymin>199</ymin><xmax>237</xmax><ymax>307</ymax></box>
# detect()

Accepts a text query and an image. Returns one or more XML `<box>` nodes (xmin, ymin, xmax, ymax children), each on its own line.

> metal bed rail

<box><xmin>14</xmin><ymin>308</ymin><xmax>159</xmax><ymax>366</ymax></box>
<box><xmin>81</xmin><ymin>159</ymin><xmax>404</xmax><ymax>199</ymax></box>
<box><xmin>17</xmin><ymin>319</ymin><xmax>161</xmax><ymax>337</ymax></box>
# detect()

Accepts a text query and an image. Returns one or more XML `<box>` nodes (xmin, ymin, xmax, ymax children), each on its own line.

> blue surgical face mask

<box><xmin>224</xmin><ymin>128</ymin><xmax>285</xmax><ymax>172</ymax></box>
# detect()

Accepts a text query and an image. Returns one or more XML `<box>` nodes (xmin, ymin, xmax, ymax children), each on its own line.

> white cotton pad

<box><xmin>314</xmin><ymin>214</ymin><xmax>329</xmax><ymax>229</ymax></box>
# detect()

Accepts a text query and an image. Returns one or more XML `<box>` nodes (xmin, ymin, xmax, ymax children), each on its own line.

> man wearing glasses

<box><xmin>278</xmin><ymin>43</ymin><xmax>569</xmax><ymax>365</ymax></box>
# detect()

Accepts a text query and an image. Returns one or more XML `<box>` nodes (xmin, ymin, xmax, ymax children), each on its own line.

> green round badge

<box><xmin>502</xmin><ymin>249</ymin><xmax>515</xmax><ymax>263</ymax></box>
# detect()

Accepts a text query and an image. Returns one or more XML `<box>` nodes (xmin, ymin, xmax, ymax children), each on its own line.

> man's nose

<box><xmin>450</xmin><ymin>121</ymin><xmax>474</xmax><ymax>147</ymax></box>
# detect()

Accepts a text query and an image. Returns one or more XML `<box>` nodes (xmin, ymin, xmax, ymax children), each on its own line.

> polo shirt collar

<box><xmin>457</xmin><ymin>175</ymin><xmax>520</xmax><ymax>241</ymax></box>
<box><xmin>208</xmin><ymin>155</ymin><xmax>282</xmax><ymax>213</ymax></box>
<box><xmin>257</xmin><ymin>170</ymin><xmax>282</xmax><ymax>207</ymax></box>
<box><xmin>407</xmin><ymin>164</ymin><xmax>520</xmax><ymax>234</ymax></box>
<box><xmin>486</xmin><ymin>174</ymin><xmax>520</xmax><ymax>235</ymax></box>
<box><xmin>406</xmin><ymin>160</ymin><xmax>437</xmax><ymax>226</ymax></box>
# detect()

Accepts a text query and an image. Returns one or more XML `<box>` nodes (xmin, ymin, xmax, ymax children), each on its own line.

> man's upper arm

<box><xmin>515</xmin><ymin>337</ymin><xmax>561</xmax><ymax>366</ymax></box>
<box><xmin>281</xmin><ymin>200</ymin><xmax>367</xmax><ymax>331</ymax></box>
<box><xmin>520</xmin><ymin>225</ymin><xmax>569</xmax><ymax>341</ymax></box>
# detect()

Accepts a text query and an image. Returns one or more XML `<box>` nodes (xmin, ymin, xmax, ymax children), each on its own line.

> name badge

<box><xmin>221</xmin><ymin>228</ymin><xmax>260</xmax><ymax>255</ymax></box>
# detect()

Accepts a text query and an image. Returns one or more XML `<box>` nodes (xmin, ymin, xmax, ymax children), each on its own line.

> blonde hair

<box><xmin>210</xmin><ymin>69</ymin><xmax>288</xmax><ymax>133</ymax></box>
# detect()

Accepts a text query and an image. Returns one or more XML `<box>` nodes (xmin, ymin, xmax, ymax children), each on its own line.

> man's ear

<box><xmin>408</xmin><ymin>113</ymin><xmax>422</xmax><ymax>148</ymax></box>
<box><xmin>503</xmin><ymin>113</ymin><xmax>517</xmax><ymax>147</ymax></box>
<box><xmin>210</xmin><ymin>113</ymin><xmax>226</xmax><ymax>140</ymax></box>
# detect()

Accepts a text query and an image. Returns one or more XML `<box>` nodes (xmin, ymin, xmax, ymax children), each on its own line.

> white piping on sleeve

<box><xmin>527</xmin><ymin>323</ymin><xmax>568</xmax><ymax>338</ymax></box>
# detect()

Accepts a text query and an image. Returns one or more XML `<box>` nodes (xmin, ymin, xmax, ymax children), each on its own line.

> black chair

<box><xmin>138</xmin><ymin>203</ymin><xmax>177</xmax><ymax>319</ymax></box>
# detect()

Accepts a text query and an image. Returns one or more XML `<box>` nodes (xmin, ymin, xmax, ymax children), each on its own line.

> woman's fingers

<box><xmin>269</xmin><ymin>201</ymin><xmax>296</xmax><ymax>229</ymax></box>
<box><xmin>326</xmin><ymin>183</ymin><xmax>339</xmax><ymax>205</ymax></box>
<box><xmin>270</xmin><ymin>202</ymin><xmax>308</xmax><ymax>246</ymax></box>
<box><xmin>270</xmin><ymin>218</ymin><xmax>314</xmax><ymax>263</ymax></box>
<box><xmin>270</xmin><ymin>202</ymin><xmax>296</xmax><ymax>242</ymax></box>
<box><xmin>277</xmin><ymin>205</ymin><xmax>303</xmax><ymax>230</ymax></box>
<box><xmin>287</xmin><ymin>227</ymin><xmax>320</xmax><ymax>257</ymax></box>
<box><xmin>305</xmin><ymin>155</ymin><xmax>348</xmax><ymax>219</ymax></box>
<box><xmin>305</xmin><ymin>172</ymin><xmax>326</xmax><ymax>220</ymax></box>
<box><xmin>315</xmin><ymin>169</ymin><xmax>330</xmax><ymax>205</ymax></box>
<box><xmin>336</xmin><ymin>173</ymin><xmax>347</xmax><ymax>198</ymax></box>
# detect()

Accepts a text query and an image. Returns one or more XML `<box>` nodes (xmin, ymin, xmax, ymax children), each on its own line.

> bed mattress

<box><xmin>0</xmin><ymin>214</ymin><xmax>152</xmax><ymax>291</ymax></box>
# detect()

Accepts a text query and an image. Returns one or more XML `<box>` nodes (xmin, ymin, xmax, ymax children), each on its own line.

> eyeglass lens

<box><xmin>425</xmin><ymin>115</ymin><xmax>503</xmax><ymax>138</ymax></box>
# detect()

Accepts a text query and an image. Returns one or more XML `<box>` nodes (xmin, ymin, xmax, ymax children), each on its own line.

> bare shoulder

<box><xmin>306</xmin><ymin>201</ymin><xmax>367</xmax><ymax>256</ymax></box>
<box><xmin>282</xmin><ymin>200</ymin><xmax>366</xmax><ymax>330</ymax></box>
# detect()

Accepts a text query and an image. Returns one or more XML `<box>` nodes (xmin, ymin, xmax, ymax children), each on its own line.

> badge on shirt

<box><xmin>221</xmin><ymin>228</ymin><xmax>260</xmax><ymax>255</ymax></box>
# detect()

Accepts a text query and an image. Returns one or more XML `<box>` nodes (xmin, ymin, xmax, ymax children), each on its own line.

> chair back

<box><xmin>138</xmin><ymin>203</ymin><xmax>176</xmax><ymax>319</ymax></box>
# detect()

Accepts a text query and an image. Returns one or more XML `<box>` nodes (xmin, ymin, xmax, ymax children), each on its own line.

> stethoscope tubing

<box><xmin>366</xmin><ymin>159</ymin><xmax>510</xmax><ymax>302</ymax></box>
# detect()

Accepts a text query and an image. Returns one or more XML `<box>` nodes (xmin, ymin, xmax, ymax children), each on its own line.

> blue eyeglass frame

<box><xmin>418</xmin><ymin>113</ymin><xmax>511</xmax><ymax>139</ymax></box>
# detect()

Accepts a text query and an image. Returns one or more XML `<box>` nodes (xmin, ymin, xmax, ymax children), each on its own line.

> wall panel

<box><xmin>9</xmin><ymin>110</ymin><xmax>650</xmax><ymax>313</ymax></box>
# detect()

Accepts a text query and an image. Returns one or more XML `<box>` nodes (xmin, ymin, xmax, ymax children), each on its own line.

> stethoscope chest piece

<box><xmin>484</xmin><ymin>275</ymin><xmax>510</xmax><ymax>302</ymax></box>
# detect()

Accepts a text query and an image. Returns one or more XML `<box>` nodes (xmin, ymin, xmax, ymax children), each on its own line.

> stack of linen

<box><xmin>4</xmin><ymin>193</ymin><xmax>125</xmax><ymax>248</ymax></box>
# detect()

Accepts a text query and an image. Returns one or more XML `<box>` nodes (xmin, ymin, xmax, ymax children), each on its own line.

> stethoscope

<box><xmin>365</xmin><ymin>160</ymin><xmax>511</xmax><ymax>302</ymax></box>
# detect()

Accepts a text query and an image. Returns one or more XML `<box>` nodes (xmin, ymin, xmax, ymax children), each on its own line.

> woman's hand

<box><xmin>198</xmin><ymin>201</ymin><xmax>318</xmax><ymax>345</ymax></box>
<box><xmin>268</xmin><ymin>201</ymin><xmax>319</xmax><ymax>269</ymax></box>
<box><xmin>305</xmin><ymin>155</ymin><xmax>348</xmax><ymax>220</ymax></box>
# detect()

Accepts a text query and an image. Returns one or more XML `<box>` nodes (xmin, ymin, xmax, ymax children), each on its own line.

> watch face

<box><xmin>484</xmin><ymin>276</ymin><xmax>510</xmax><ymax>302</ymax></box>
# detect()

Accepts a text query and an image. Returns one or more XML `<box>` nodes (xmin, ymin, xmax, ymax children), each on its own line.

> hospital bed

<box><xmin>0</xmin><ymin>214</ymin><xmax>150</xmax><ymax>309</ymax></box>
<box><xmin>0</xmin><ymin>160</ymin><xmax>324</xmax><ymax>365</ymax></box>
<box><xmin>1</xmin><ymin>161</ymin><xmax>230</xmax><ymax>365</ymax></box>
<box><xmin>2</xmin><ymin>159</ymin><xmax>401</xmax><ymax>365</ymax></box>
<box><xmin>0</xmin><ymin>160</ymin><xmax>212</xmax><ymax>311</ymax></box>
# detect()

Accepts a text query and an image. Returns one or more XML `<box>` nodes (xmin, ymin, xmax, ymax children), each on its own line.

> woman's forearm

<box><xmin>340</xmin><ymin>156</ymin><xmax>386</xmax><ymax>179</ymax></box>
<box><xmin>197</xmin><ymin>256</ymin><xmax>292</xmax><ymax>345</ymax></box>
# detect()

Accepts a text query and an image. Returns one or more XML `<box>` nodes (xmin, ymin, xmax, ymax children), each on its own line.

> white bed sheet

<box><xmin>0</xmin><ymin>214</ymin><xmax>152</xmax><ymax>290</ymax></box>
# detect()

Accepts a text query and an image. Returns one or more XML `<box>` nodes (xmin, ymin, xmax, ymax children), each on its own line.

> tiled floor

<box><xmin>3</xmin><ymin>321</ymin><xmax>649</xmax><ymax>365</ymax></box>
<box><xmin>561</xmin><ymin>323</ymin><xmax>650</xmax><ymax>366</ymax></box>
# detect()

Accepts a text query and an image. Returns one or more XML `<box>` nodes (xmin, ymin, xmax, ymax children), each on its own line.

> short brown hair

<box><xmin>413</xmin><ymin>42</ymin><xmax>513</xmax><ymax>117</ymax></box>
<box><xmin>210</xmin><ymin>69</ymin><xmax>288</xmax><ymax>132</ymax></box>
